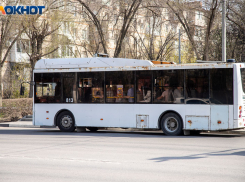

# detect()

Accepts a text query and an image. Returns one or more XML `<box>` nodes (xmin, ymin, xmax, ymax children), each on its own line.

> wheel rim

<box><xmin>164</xmin><ymin>117</ymin><xmax>178</xmax><ymax>133</ymax></box>
<box><xmin>60</xmin><ymin>115</ymin><xmax>73</xmax><ymax>129</ymax></box>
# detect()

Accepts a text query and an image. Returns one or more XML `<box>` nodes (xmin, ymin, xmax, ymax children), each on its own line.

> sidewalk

<box><xmin>0</xmin><ymin>120</ymin><xmax>245</xmax><ymax>135</ymax></box>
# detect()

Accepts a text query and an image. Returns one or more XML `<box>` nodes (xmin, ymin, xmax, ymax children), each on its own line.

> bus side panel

<box><xmin>72</xmin><ymin>104</ymin><xmax>187</xmax><ymax>129</ymax></box>
<box><xmin>210</xmin><ymin>105</ymin><xmax>229</xmax><ymax>130</ymax></box>
<box><xmin>229</xmin><ymin>105</ymin><xmax>234</xmax><ymax>129</ymax></box>
<box><xmin>34</xmin><ymin>104</ymin><xmax>187</xmax><ymax>128</ymax></box>
<box><xmin>184</xmin><ymin>105</ymin><xmax>210</xmax><ymax>130</ymax></box>
<box><xmin>34</xmin><ymin>104</ymin><xmax>56</xmax><ymax>126</ymax></box>
<box><xmin>34</xmin><ymin>104</ymin><xmax>213</xmax><ymax>130</ymax></box>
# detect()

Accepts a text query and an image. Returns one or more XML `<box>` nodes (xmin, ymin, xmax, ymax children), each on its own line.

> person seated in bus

<box><xmin>143</xmin><ymin>90</ymin><xmax>151</xmax><ymax>102</ymax></box>
<box><xmin>157</xmin><ymin>84</ymin><xmax>173</xmax><ymax>102</ymax></box>
<box><xmin>126</xmin><ymin>84</ymin><xmax>134</xmax><ymax>103</ymax></box>
<box><xmin>173</xmin><ymin>86</ymin><xmax>182</xmax><ymax>101</ymax></box>
<box><xmin>142</xmin><ymin>81</ymin><xmax>151</xmax><ymax>102</ymax></box>
<box><xmin>186</xmin><ymin>78</ymin><xmax>196</xmax><ymax>98</ymax></box>
<box><xmin>195</xmin><ymin>86</ymin><xmax>208</xmax><ymax>98</ymax></box>
<box><xmin>154</xmin><ymin>84</ymin><xmax>162</xmax><ymax>100</ymax></box>
<box><xmin>195</xmin><ymin>86</ymin><xmax>203</xmax><ymax>98</ymax></box>
<box><xmin>137</xmin><ymin>81</ymin><xmax>144</xmax><ymax>102</ymax></box>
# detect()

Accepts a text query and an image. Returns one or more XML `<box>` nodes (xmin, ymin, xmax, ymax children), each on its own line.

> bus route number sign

<box><xmin>66</xmin><ymin>98</ymin><xmax>73</xmax><ymax>103</ymax></box>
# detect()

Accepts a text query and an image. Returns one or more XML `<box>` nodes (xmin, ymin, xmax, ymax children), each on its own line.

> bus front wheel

<box><xmin>161</xmin><ymin>113</ymin><xmax>183</xmax><ymax>136</ymax></box>
<box><xmin>57</xmin><ymin>111</ymin><xmax>75</xmax><ymax>132</ymax></box>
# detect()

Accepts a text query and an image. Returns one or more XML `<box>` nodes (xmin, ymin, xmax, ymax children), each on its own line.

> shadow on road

<box><xmin>149</xmin><ymin>148</ymin><xmax>245</xmax><ymax>162</ymax></box>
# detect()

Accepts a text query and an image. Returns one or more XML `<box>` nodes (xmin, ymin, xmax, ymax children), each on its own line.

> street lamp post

<box><xmin>222</xmin><ymin>0</ymin><xmax>226</xmax><ymax>62</ymax></box>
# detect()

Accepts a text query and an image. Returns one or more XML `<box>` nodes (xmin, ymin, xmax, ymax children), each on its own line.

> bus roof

<box><xmin>34</xmin><ymin>57</ymin><xmax>237</xmax><ymax>72</ymax></box>
<box><xmin>35</xmin><ymin>57</ymin><xmax>153</xmax><ymax>69</ymax></box>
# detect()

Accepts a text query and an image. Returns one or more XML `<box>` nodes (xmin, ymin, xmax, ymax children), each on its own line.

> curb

<box><xmin>0</xmin><ymin>123</ymin><xmax>39</xmax><ymax>128</ymax></box>
<box><xmin>0</xmin><ymin>122</ymin><xmax>56</xmax><ymax>128</ymax></box>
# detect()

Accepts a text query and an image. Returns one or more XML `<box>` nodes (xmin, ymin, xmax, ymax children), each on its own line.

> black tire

<box><xmin>57</xmin><ymin>111</ymin><xmax>75</xmax><ymax>132</ymax></box>
<box><xmin>87</xmin><ymin>127</ymin><xmax>98</xmax><ymax>132</ymax></box>
<box><xmin>161</xmin><ymin>113</ymin><xmax>183</xmax><ymax>136</ymax></box>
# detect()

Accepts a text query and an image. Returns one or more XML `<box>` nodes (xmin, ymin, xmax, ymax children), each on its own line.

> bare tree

<box><xmin>113</xmin><ymin>0</ymin><xmax>143</xmax><ymax>57</ymax></box>
<box><xmin>0</xmin><ymin>0</ymin><xmax>26</xmax><ymax>106</ymax></box>
<box><xmin>165</xmin><ymin>0</ymin><xmax>200</xmax><ymax>60</ymax></box>
<box><xmin>227</xmin><ymin>0</ymin><xmax>245</xmax><ymax>62</ymax></box>
<box><xmin>76</xmin><ymin>0</ymin><xmax>109</xmax><ymax>55</ymax></box>
<box><xmin>76</xmin><ymin>0</ymin><xmax>143</xmax><ymax>57</ymax></box>
<box><xmin>131</xmin><ymin>9</ymin><xmax>176</xmax><ymax>61</ymax></box>
<box><xmin>165</xmin><ymin>0</ymin><xmax>220</xmax><ymax>61</ymax></box>
<box><xmin>22</xmin><ymin>16</ymin><xmax>59</xmax><ymax>98</ymax></box>
<box><xmin>227</xmin><ymin>0</ymin><xmax>245</xmax><ymax>32</ymax></box>
<box><xmin>0</xmin><ymin>0</ymin><xmax>59</xmax><ymax>104</ymax></box>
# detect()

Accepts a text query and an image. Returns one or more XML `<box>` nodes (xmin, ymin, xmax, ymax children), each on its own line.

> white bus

<box><xmin>33</xmin><ymin>57</ymin><xmax>245</xmax><ymax>135</ymax></box>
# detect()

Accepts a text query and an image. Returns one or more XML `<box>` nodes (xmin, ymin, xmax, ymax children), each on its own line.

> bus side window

<box><xmin>34</xmin><ymin>73</ymin><xmax>61</xmax><ymax>103</ymax></box>
<box><xmin>77</xmin><ymin>72</ymin><xmax>104</xmax><ymax>103</ymax></box>
<box><xmin>105</xmin><ymin>71</ymin><xmax>134</xmax><ymax>103</ymax></box>
<box><xmin>185</xmin><ymin>69</ymin><xmax>209</xmax><ymax>104</ymax></box>
<box><xmin>153</xmin><ymin>70</ymin><xmax>184</xmax><ymax>104</ymax></box>
<box><xmin>210</xmin><ymin>68</ymin><xmax>233</xmax><ymax>104</ymax></box>
<box><xmin>63</xmin><ymin>76</ymin><xmax>76</xmax><ymax>103</ymax></box>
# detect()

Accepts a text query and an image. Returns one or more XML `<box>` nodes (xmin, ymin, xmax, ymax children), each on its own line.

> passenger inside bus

<box><xmin>127</xmin><ymin>84</ymin><xmax>134</xmax><ymax>102</ymax></box>
<box><xmin>143</xmin><ymin>80</ymin><xmax>151</xmax><ymax>102</ymax></box>
<box><xmin>157</xmin><ymin>84</ymin><xmax>173</xmax><ymax>102</ymax></box>
<box><xmin>137</xmin><ymin>80</ymin><xmax>144</xmax><ymax>102</ymax></box>
<box><xmin>173</xmin><ymin>86</ymin><xmax>182</xmax><ymax>100</ymax></box>
<box><xmin>154</xmin><ymin>84</ymin><xmax>162</xmax><ymax>100</ymax></box>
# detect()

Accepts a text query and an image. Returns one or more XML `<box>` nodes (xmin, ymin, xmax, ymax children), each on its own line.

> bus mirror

<box><xmin>20</xmin><ymin>85</ymin><xmax>25</xmax><ymax>95</ymax></box>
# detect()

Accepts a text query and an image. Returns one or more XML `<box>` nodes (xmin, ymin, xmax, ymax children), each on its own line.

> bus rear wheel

<box><xmin>161</xmin><ymin>113</ymin><xmax>183</xmax><ymax>136</ymax></box>
<box><xmin>57</xmin><ymin>111</ymin><xmax>75</xmax><ymax>132</ymax></box>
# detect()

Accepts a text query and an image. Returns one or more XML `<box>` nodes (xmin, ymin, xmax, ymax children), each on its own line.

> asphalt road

<box><xmin>0</xmin><ymin>127</ymin><xmax>245</xmax><ymax>182</ymax></box>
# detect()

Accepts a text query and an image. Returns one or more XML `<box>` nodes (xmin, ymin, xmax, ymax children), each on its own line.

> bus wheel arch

<box><xmin>158</xmin><ymin>111</ymin><xmax>183</xmax><ymax>136</ymax></box>
<box><xmin>55</xmin><ymin>109</ymin><xmax>76</xmax><ymax>132</ymax></box>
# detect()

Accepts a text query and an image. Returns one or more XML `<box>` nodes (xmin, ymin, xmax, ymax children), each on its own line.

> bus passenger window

<box><xmin>34</xmin><ymin>73</ymin><xmax>61</xmax><ymax>103</ymax></box>
<box><xmin>210</xmin><ymin>68</ymin><xmax>233</xmax><ymax>104</ymax></box>
<box><xmin>77</xmin><ymin>72</ymin><xmax>104</xmax><ymax>103</ymax></box>
<box><xmin>63</xmin><ymin>73</ymin><xmax>77</xmax><ymax>103</ymax></box>
<box><xmin>153</xmin><ymin>70</ymin><xmax>184</xmax><ymax>104</ymax></box>
<box><xmin>185</xmin><ymin>69</ymin><xmax>209</xmax><ymax>104</ymax></box>
<box><xmin>105</xmin><ymin>71</ymin><xmax>134</xmax><ymax>103</ymax></box>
